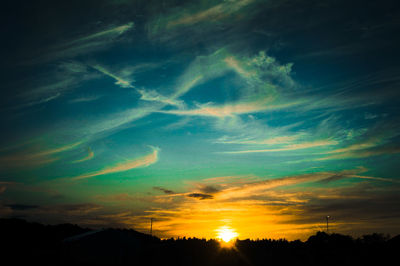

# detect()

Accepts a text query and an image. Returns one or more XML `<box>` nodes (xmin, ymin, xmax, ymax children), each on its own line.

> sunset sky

<box><xmin>1</xmin><ymin>0</ymin><xmax>400</xmax><ymax>240</ymax></box>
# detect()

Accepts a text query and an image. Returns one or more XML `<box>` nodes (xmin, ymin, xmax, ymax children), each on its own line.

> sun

<box><xmin>216</xmin><ymin>226</ymin><xmax>238</xmax><ymax>243</ymax></box>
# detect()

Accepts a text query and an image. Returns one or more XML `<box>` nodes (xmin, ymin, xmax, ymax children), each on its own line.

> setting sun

<box><xmin>216</xmin><ymin>226</ymin><xmax>238</xmax><ymax>243</ymax></box>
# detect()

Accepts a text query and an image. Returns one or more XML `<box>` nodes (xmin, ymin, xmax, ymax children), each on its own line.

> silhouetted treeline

<box><xmin>1</xmin><ymin>218</ymin><xmax>399</xmax><ymax>266</ymax></box>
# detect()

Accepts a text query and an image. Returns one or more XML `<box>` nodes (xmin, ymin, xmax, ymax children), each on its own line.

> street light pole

<box><xmin>326</xmin><ymin>216</ymin><xmax>330</xmax><ymax>233</ymax></box>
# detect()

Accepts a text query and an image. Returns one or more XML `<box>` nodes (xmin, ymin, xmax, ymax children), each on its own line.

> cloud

<box><xmin>319</xmin><ymin>145</ymin><xmax>400</xmax><ymax>160</ymax></box>
<box><xmin>222</xmin><ymin>139</ymin><xmax>338</xmax><ymax>154</ymax></box>
<box><xmin>0</xmin><ymin>141</ymin><xmax>82</xmax><ymax>168</ymax></box>
<box><xmin>153</xmin><ymin>187</ymin><xmax>175</xmax><ymax>195</ymax></box>
<box><xmin>198</xmin><ymin>185</ymin><xmax>221</xmax><ymax>194</ymax></box>
<box><xmin>285</xmin><ymin>183</ymin><xmax>400</xmax><ymax>236</ymax></box>
<box><xmin>216</xmin><ymin>135</ymin><xmax>299</xmax><ymax>145</ymax></box>
<box><xmin>152</xmin><ymin>167</ymin><xmax>381</xmax><ymax>204</ymax></box>
<box><xmin>213</xmin><ymin>168</ymin><xmax>370</xmax><ymax>201</ymax></box>
<box><xmin>72</xmin><ymin>147</ymin><xmax>94</xmax><ymax>163</ymax></box>
<box><xmin>9</xmin><ymin>61</ymin><xmax>99</xmax><ymax>111</ymax></box>
<box><xmin>91</xmin><ymin>64</ymin><xmax>134</xmax><ymax>88</ymax></box>
<box><xmin>162</xmin><ymin>117</ymin><xmax>192</xmax><ymax>131</ymax></box>
<box><xmin>69</xmin><ymin>95</ymin><xmax>102</xmax><ymax>103</ymax></box>
<box><xmin>15</xmin><ymin>93</ymin><xmax>61</xmax><ymax>109</ymax></box>
<box><xmin>95</xmin><ymin>193</ymin><xmax>148</xmax><ymax>202</ymax></box>
<box><xmin>58</xmin><ymin>64</ymin><xmax>203</xmax><ymax>138</ymax></box>
<box><xmin>159</xmin><ymin>99</ymin><xmax>300</xmax><ymax>118</ymax></box>
<box><xmin>155</xmin><ymin>49</ymin><xmax>302</xmax><ymax>141</ymax></box>
<box><xmin>16</xmin><ymin>78</ymin><xmax>77</xmax><ymax>108</ymax></box>
<box><xmin>27</xmin><ymin>22</ymin><xmax>134</xmax><ymax>63</ymax></box>
<box><xmin>317</xmin><ymin>125</ymin><xmax>400</xmax><ymax>160</ymax></box>
<box><xmin>166</xmin><ymin>0</ymin><xmax>254</xmax><ymax>28</ymax></box>
<box><xmin>147</xmin><ymin>0</ymin><xmax>257</xmax><ymax>47</ymax></box>
<box><xmin>52</xmin><ymin>48</ymin><xmax>295</xmax><ymax>143</ymax></box>
<box><xmin>5</xmin><ymin>204</ymin><xmax>39</xmax><ymax>211</ymax></box>
<box><xmin>71</xmin><ymin>146</ymin><xmax>159</xmax><ymax>180</ymax></box>
<box><xmin>328</xmin><ymin>139</ymin><xmax>379</xmax><ymax>154</ymax></box>
<box><xmin>186</xmin><ymin>193</ymin><xmax>214</xmax><ymax>200</ymax></box>
<box><xmin>70</xmin><ymin>22</ymin><xmax>134</xmax><ymax>45</ymax></box>
<box><xmin>137</xmin><ymin>89</ymin><xmax>184</xmax><ymax>108</ymax></box>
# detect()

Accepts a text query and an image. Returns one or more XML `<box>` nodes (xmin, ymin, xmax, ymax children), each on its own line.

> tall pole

<box><xmin>326</xmin><ymin>216</ymin><xmax>330</xmax><ymax>233</ymax></box>
<box><xmin>150</xmin><ymin>218</ymin><xmax>153</xmax><ymax>236</ymax></box>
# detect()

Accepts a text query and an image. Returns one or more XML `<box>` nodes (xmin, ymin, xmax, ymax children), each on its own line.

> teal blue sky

<box><xmin>1</xmin><ymin>0</ymin><xmax>400</xmax><ymax>240</ymax></box>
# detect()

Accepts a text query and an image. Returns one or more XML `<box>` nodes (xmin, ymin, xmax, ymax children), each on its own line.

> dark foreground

<box><xmin>1</xmin><ymin>218</ymin><xmax>399</xmax><ymax>266</ymax></box>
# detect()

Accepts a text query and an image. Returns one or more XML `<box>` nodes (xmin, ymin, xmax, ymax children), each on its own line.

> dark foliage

<box><xmin>0</xmin><ymin>218</ymin><xmax>398</xmax><ymax>266</ymax></box>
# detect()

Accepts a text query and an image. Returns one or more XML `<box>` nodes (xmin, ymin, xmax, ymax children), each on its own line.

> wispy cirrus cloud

<box><xmin>137</xmin><ymin>89</ymin><xmax>184</xmax><ymax>108</ymax></box>
<box><xmin>319</xmin><ymin>144</ymin><xmax>400</xmax><ymax>160</ymax></box>
<box><xmin>91</xmin><ymin>64</ymin><xmax>134</xmax><ymax>88</ymax></box>
<box><xmin>69</xmin><ymin>95</ymin><xmax>102</xmax><ymax>103</ymax></box>
<box><xmin>6</xmin><ymin>61</ymin><xmax>100</xmax><ymax>112</ymax></box>
<box><xmin>0</xmin><ymin>141</ymin><xmax>82</xmax><ymax>168</ymax></box>
<box><xmin>71</xmin><ymin>146</ymin><xmax>159</xmax><ymax>180</ymax></box>
<box><xmin>16</xmin><ymin>78</ymin><xmax>77</xmax><ymax>109</ymax></box>
<box><xmin>60</xmin><ymin>49</ymin><xmax>291</xmax><ymax>141</ymax></box>
<box><xmin>166</xmin><ymin>0</ymin><xmax>254</xmax><ymax>28</ymax></box>
<box><xmin>26</xmin><ymin>22</ymin><xmax>134</xmax><ymax>64</ymax></box>
<box><xmin>157</xmin><ymin>49</ymin><xmax>302</xmax><ymax>127</ymax></box>
<box><xmin>147</xmin><ymin>0</ymin><xmax>258</xmax><ymax>47</ymax></box>
<box><xmin>316</xmin><ymin>122</ymin><xmax>400</xmax><ymax>160</ymax></box>
<box><xmin>72</xmin><ymin>147</ymin><xmax>94</xmax><ymax>163</ymax></box>
<box><xmin>216</xmin><ymin>135</ymin><xmax>299</xmax><ymax>145</ymax></box>
<box><xmin>90</xmin><ymin>63</ymin><xmax>188</xmax><ymax>108</ymax></box>
<box><xmin>58</xmin><ymin>68</ymin><xmax>202</xmax><ymax>138</ymax></box>
<box><xmin>159</xmin><ymin>99</ymin><xmax>299</xmax><ymax>118</ymax></box>
<box><xmin>69</xmin><ymin>22</ymin><xmax>134</xmax><ymax>46</ymax></box>
<box><xmin>221</xmin><ymin>139</ymin><xmax>338</xmax><ymax>154</ymax></box>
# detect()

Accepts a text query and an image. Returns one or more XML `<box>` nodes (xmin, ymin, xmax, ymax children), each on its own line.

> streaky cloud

<box><xmin>69</xmin><ymin>95</ymin><xmax>102</xmax><ymax>103</ymax></box>
<box><xmin>63</xmin><ymin>74</ymin><xmax>203</xmax><ymax>138</ymax></box>
<box><xmin>319</xmin><ymin>145</ymin><xmax>400</xmax><ymax>160</ymax></box>
<box><xmin>91</xmin><ymin>64</ymin><xmax>134</xmax><ymax>88</ymax></box>
<box><xmin>216</xmin><ymin>135</ymin><xmax>299</xmax><ymax>145</ymax></box>
<box><xmin>69</xmin><ymin>22</ymin><xmax>134</xmax><ymax>45</ymax></box>
<box><xmin>72</xmin><ymin>147</ymin><xmax>94</xmax><ymax>163</ymax></box>
<box><xmin>0</xmin><ymin>141</ymin><xmax>82</xmax><ymax>168</ymax></box>
<box><xmin>25</xmin><ymin>22</ymin><xmax>134</xmax><ymax>64</ymax></box>
<box><xmin>137</xmin><ymin>89</ymin><xmax>184</xmax><ymax>108</ymax></box>
<box><xmin>318</xmin><ymin>125</ymin><xmax>400</xmax><ymax>160</ymax></box>
<box><xmin>221</xmin><ymin>140</ymin><xmax>338</xmax><ymax>154</ymax></box>
<box><xmin>159</xmin><ymin>99</ymin><xmax>299</xmax><ymax>118</ymax></box>
<box><xmin>71</xmin><ymin>146</ymin><xmax>159</xmax><ymax>180</ymax></box>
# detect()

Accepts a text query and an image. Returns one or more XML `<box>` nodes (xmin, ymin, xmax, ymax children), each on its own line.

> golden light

<box><xmin>216</xmin><ymin>226</ymin><xmax>238</xmax><ymax>244</ymax></box>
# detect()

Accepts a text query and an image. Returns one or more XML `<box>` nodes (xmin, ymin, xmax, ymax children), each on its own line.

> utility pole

<box><xmin>326</xmin><ymin>216</ymin><xmax>330</xmax><ymax>233</ymax></box>
<box><xmin>150</xmin><ymin>218</ymin><xmax>153</xmax><ymax>236</ymax></box>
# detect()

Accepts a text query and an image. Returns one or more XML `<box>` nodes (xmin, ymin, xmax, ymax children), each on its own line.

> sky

<box><xmin>1</xmin><ymin>0</ymin><xmax>400</xmax><ymax>240</ymax></box>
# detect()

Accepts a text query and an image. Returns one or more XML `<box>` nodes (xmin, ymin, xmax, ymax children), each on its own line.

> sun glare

<box><xmin>216</xmin><ymin>226</ymin><xmax>238</xmax><ymax>243</ymax></box>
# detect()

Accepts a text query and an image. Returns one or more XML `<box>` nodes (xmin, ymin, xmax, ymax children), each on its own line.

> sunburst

<box><xmin>216</xmin><ymin>226</ymin><xmax>238</xmax><ymax>245</ymax></box>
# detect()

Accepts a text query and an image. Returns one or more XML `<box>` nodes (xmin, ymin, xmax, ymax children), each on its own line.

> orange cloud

<box><xmin>71</xmin><ymin>146</ymin><xmax>159</xmax><ymax>180</ymax></box>
<box><xmin>72</xmin><ymin>147</ymin><xmax>94</xmax><ymax>163</ymax></box>
<box><xmin>0</xmin><ymin>141</ymin><xmax>81</xmax><ymax>168</ymax></box>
